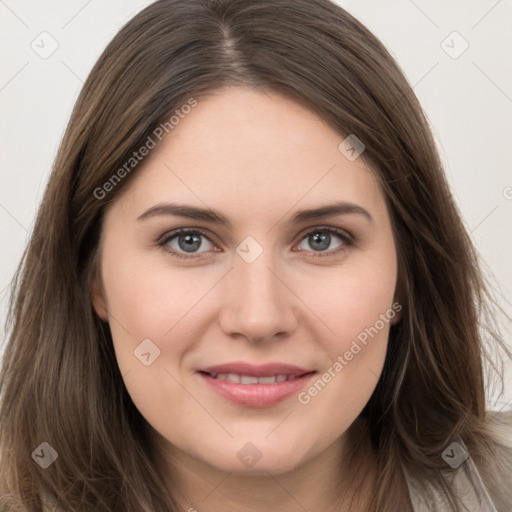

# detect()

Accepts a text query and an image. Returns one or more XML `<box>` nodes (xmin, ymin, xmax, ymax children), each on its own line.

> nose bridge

<box><xmin>219</xmin><ymin>243</ymin><xmax>297</xmax><ymax>341</ymax></box>
<box><xmin>239</xmin><ymin>252</ymin><xmax>280</xmax><ymax>306</ymax></box>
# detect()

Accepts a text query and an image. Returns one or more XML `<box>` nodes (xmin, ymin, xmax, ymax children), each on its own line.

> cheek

<box><xmin>101</xmin><ymin>248</ymin><xmax>219</xmax><ymax>354</ymax></box>
<box><xmin>100</xmin><ymin>252</ymin><xmax>209</xmax><ymax>430</ymax></box>
<box><xmin>294</xmin><ymin>250</ymin><xmax>397</xmax><ymax>346</ymax></box>
<box><xmin>295</xmin><ymin>309</ymin><xmax>393</xmax><ymax>455</ymax></box>
<box><xmin>292</xmin><ymin>256</ymin><xmax>396</xmax><ymax>420</ymax></box>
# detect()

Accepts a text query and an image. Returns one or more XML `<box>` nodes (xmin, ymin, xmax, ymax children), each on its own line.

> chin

<box><xmin>197</xmin><ymin>440</ymin><xmax>309</xmax><ymax>475</ymax></box>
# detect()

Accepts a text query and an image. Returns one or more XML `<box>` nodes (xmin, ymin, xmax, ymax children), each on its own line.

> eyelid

<box><xmin>295</xmin><ymin>225</ymin><xmax>353</xmax><ymax>244</ymax></box>
<box><xmin>156</xmin><ymin>227</ymin><xmax>216</xmax><ymax>247</ymax></box>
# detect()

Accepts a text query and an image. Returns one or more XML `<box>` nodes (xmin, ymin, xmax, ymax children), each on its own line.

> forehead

<box><xmin>108</xmin><ymin>86</ymin><xmax>386</xmax><ymax>224</ymax></box>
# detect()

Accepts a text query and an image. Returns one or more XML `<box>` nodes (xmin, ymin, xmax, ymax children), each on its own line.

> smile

<box><xmin>207</xmin><ymin>373</ymin><xmax>301</xmax><ymax>384</ymax></box>
<box><xmin>198</xmin><ymin>370</ymin><xmax>316</xmax><ymax>407</ymax></box>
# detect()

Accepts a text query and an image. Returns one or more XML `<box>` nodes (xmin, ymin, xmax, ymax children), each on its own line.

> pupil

<box><xmin>311</xmin><ymin>232</ymin><xmax>330</xmax><ymax>251</ymax></box>
<box><xmin>179</xmin><ymin>234</ymin><xmax>201</xmax><ymax>252</ymax></box>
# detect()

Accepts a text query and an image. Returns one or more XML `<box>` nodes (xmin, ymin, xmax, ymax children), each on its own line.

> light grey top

<box><xmin>403</xmin><ymin>438</ymin><xmax>498</xmax><ymax>511</ymax></box>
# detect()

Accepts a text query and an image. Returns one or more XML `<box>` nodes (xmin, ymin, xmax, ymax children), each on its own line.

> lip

<box><xmin>197</xmin><ymin>361</ymin><xmax>316</xmax><ymax>408</ymax></box>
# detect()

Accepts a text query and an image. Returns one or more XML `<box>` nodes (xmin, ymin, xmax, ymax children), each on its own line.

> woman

<box><xmin>1</xmin><ymin>0</ymin><xmax>511</xmax><ymax>510</ymax></box>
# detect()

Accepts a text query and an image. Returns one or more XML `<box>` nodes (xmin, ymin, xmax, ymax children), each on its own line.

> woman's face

<box><xmin>92</xmin><ymin>86</ymin><xmax>399</xmax><ymax>476</ymax></box>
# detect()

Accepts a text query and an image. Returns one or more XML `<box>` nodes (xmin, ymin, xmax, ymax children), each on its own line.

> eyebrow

<box><xmin>136</xmin><ymin>201</ymin><xmax>373</xmax><ymax>226</ymax></box>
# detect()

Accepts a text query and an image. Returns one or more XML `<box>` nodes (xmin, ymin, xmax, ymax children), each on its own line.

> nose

<box><xmin>218</xmin><ymin>251</ymin><xmax>298</xmax><ymax>344</ymax></box>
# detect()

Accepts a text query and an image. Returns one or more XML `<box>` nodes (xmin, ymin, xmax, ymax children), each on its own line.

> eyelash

<box><xmin>156</xmin><ymin>226</ymin><xmax>354</xmax><ymax>260</ymax></box>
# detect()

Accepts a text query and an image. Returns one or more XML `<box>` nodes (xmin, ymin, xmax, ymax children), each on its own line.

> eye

<box><xmin>157</xmin><ymin>228</ymin><xmax>218</xmax><ymax>259</ymax></box>
<box><xmin>294</xmin><ymin>227</ymin><xmax>353</xmax><ymax>258</ymax></box>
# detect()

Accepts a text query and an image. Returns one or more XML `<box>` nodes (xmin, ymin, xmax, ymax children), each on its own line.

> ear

<box><xmin>391</xmin><ymin>268</ymin><xmax>405</xmax><ymax>325</ymax></box>
<box><xmin>90</xmin><ymin>269</ymin><xmax>109</xmax><ymax>322</ymax></box>
<box><xmin>390</xmin><ymin>300</ymin><xmax>403</xmax><ymax>325</ymax></box>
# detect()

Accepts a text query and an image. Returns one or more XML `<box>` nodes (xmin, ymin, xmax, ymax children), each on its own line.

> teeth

<box><xmin>210</xmin><ymin>373</ymin><xmax>299</xmax><ymax>384</ymax></box>
<box><xmin>240</xmin><ymin>375</ymin><xmax>259</xmax><ymax>384</ymax></box>
<box><xmin>259</xmin><ymin>376</ymin><xmax>279</xmax><ymax>384</ymax></box>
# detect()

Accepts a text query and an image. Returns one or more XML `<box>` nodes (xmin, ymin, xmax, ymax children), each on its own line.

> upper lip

<box><xmin>198</xmin><ymin>362</ymin><xmax>315</xmax><ymax>377</ymax></box>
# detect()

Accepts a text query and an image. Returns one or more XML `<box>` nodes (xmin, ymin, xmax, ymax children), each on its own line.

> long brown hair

<box><xmin>1</xmin><ymin>0</ymin><xmax>511</xmax><ymax>510</ymax></box>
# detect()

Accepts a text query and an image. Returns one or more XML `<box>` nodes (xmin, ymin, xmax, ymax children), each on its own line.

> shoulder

<box><xmin>479</xmin><ymin>409</ymin><xmax>512</xmax><ymax>512</ymax></box>
<box><xmin>486</xmin><ymin>409</ymin><xmax>512</xmax><ymax>445</ymax></box>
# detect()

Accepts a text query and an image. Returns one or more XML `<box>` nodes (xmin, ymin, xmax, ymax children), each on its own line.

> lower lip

<box><xmin>198</xmin><ymin>372</ymin><xmax>316</xmax><ymax>408</ymax></box>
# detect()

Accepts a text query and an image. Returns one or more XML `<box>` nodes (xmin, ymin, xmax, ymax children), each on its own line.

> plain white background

<box><xmin>1</xmin><ymin>0</ymin><xmax>511</xmax><ymax>410</ymax></box>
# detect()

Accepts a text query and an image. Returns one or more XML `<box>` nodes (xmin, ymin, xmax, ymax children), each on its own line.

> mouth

<box><xmin>196</xmin><ymin>362</ymin><xmax>317</xmax><ymax>407</ymax></box>
<box><xmin>198</xmin><ymin>371</ymin><xmax>313</xmax><ymax>384</ymax></box>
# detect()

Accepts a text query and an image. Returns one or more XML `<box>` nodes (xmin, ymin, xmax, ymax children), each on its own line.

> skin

<box><xmin>91</xmin><ymin>86</ymin><xmax>400</xmax><ymax>512</ymax></box>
